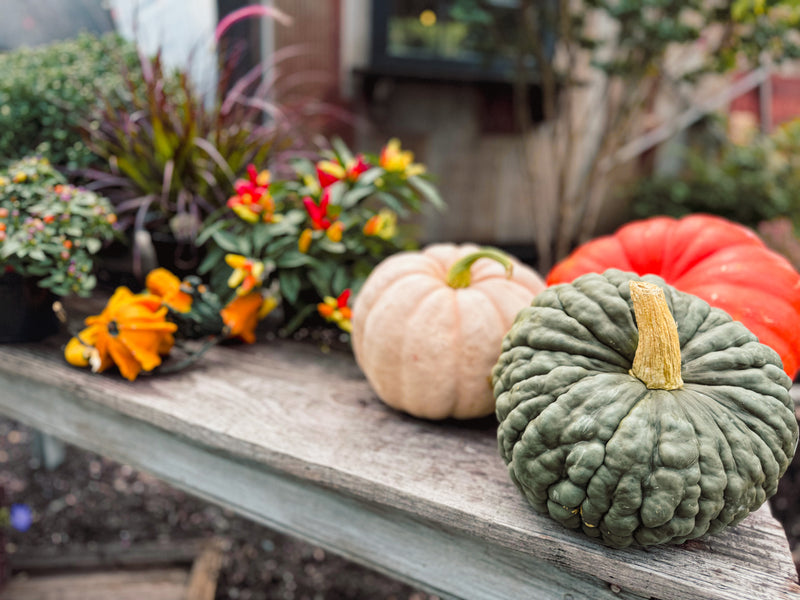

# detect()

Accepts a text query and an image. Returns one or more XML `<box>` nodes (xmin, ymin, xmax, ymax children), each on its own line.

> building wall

<box><xmin>353</xmin><ymin>79</ymin><xmax>545</xmax><ymax>248</ymax></box>
<box><xmin>341</xmin><ymin>5</ymin><xmax>634</xmax><ymax>259</ymax></box>
<box><xmin>270</xmin><ymin>0</ymin><xmax>343</xmax><ymax>133</ymax></box>
<box><xmin>275</xmin><ymin>2</ymin><xmax>641</xmax><ymax>261</ymax></box>
<box><xmin>110</xmin><ymin>0</ymin><xmax>218</xmax><ymax>96</ymax></box>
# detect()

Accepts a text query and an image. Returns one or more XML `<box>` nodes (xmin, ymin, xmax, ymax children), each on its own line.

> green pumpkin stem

<box><xmin>629</xmin><ymin>281</ymin><xmax>684</xmax><ymax>390</ymax></box>
<box><xmin>446</xmin><ymin>248</ymin><xmax>514</xmax><ymax>289</ymax></box>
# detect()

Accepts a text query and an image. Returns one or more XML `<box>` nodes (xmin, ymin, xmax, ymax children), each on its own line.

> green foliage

<box><xmin>0</xmin><ymin>33</ymin><xmax>143</xmax><ymax>170</ymax></box>
<box><xmin>629</xmin><ymin>119</ymin><xmax>800</xmax><ymax>229</ymax></box>
<box><xmin>197</xmin><ymin>137</ymin><xmax>445</xmax><ymax>332</ymax></box>
<box><xmin>0</xmin><ymin>156</ymin><xmax>118</xmax><ymax>296</ymax></box>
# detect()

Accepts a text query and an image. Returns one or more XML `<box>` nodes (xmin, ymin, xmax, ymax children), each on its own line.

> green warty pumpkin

<box><xmin>492</xmin><ymin>269</ymin><xmax>798</xmax><ymax>548</ymax></box>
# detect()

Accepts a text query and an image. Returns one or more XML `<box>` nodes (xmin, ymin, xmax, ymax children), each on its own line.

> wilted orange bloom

<box><xmin>68</xmin><ymin>287</ymin><xmax>177</xmax><ymax>381</ymax></box>
<box><xmin>64</xmin><ymin>336</ymin><xmax>93</xmax><ymax>368</ymax></box>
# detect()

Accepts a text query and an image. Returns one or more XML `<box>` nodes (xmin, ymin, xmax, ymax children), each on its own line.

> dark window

<box><xmin>369</xmin><ymin>0</ymin><xmax>554</xmax><ymax>83</ymax></box>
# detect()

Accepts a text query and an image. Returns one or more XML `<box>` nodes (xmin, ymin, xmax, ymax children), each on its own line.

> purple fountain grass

<box><xmin>214</xmin><ymin>4</ymin><xmax>293</xmax><ymax>44</ymax></box>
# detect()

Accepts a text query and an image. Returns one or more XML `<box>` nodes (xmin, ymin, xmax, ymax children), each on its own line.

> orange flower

<box><xmin>220</xmin><ymin>291</ymin><xmax>277</xmax><ymax>344</ymax></box>
<box><xmin>64</xmin><ymin>336</ymin><xmax>93</xmax><ymax>368</ymax></box>
<box><xmin>70</xmin><ymin>287</ymin><xmax>177</xmax><ymax>381</ymax></box>
<box><xmin>145</xmin><ymin>268</ymin><xmax>193</xmax><ymax>313</ymax></box>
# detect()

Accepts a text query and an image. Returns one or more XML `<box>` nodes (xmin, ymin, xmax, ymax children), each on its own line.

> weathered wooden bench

<box><xmin>0</xmin><ymin>305</ymin><xmax>798</xmax><ymax>600</ymax></box>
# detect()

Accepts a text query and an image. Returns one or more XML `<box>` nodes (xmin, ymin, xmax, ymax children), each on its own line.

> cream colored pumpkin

<box><xmin>351</xmin><ymin>243</ymin><xmax>545</xmax><ymax>420</ymax></box>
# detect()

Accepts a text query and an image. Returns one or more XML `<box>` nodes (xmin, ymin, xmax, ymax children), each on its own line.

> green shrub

<box><xmin>0</xmin><ymin>32</ymin><xmax>143</xmax><ymax>170</ymax></box>
<box><xmin>629</xmin><ymin>119</ymin><xmax>800</xmax><ymax>230</ymax></box>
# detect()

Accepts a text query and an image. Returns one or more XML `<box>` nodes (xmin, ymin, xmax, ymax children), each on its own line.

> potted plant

<box><xmin>0</xmin><ymin>156</ymin><xmax>118</xmax><ymax>342</ymax></box>
<box><xmin>196</xmin><ymin>136</ymin><xmax>445</xmax><ymax>334</ymax></box>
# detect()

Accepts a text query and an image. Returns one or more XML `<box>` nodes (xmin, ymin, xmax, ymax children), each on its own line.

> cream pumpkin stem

<box><xmin>629</xmin><ymin>281</ymin><xmax>684</xmax><ymax>390</ymax></box>
<box><xmin>446</xmin><ymin>248</ymin><xmax>514</xmax><ymax>289</ymax></box>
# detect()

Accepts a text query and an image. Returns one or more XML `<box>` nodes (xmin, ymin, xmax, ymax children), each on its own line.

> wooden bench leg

<box><xmin>31</xmin><ymin>431</ymin><xmax>65</xmax><ymax>471</ymax></box>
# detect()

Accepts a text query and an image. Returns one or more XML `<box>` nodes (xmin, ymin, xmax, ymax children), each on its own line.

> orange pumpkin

<box><xmin>351</xmin><ymin>244</ymin><xmax>545</xmax><ymax>419</ymax></box>
<box><xmin>547</xmin><ymin>214</ymin><xmax>800</xmax><ymax>378</ymax></box>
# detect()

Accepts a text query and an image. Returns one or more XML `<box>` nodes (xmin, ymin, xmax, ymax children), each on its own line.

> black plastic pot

<box><xmin>0</xmin><ymin>272</ymin><xmax>60</xmax><ymax>343</ymax></box>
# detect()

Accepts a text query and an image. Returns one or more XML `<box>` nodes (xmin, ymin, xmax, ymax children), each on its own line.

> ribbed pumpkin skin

<box><xmin>493</xmin><ymin>269</ymin><xmax>797</xmax><ymax>548</ymax></box>
<box><xmin>352</xmin><ymin>243</ymin><xmax>545</xmax><ymax>420</ymax></box>
<box><xmin>546</xmin><ymin>214</ymin><xmax>800</xmax><ymax>379</ymax></box>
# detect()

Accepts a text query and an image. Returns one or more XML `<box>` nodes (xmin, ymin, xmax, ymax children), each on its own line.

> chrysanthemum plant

<box><xmin>0</xmin><ymin>156</ymin><xmax>118</xmax><ymax>296</ymax></box>
<box><xmin>195</xmin><ymin>137</ymin><xmax>445</xmax><ymax>333</ymax></box>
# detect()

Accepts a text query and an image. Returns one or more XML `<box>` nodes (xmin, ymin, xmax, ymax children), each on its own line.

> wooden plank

<box><xmin>0</xmin><ymin>326</ymin><xmax>797</xmax><ymax>600</ymax></box>
<box><xmin>185</xmin><ymin>538</ymin><xmax>229</xmax><ymax>600</ymax></box>
<box><xmin>6</xmin><ymin>538</ymin><xmax>227</xmax><ymax>600</ymax></box>
<box><xmin>0</xmin><ymin>365</ymin><xmax>643</xmax><ymax>600</ymax></box>
<box><xmin>10</xmin><ymin>539</ymin><xmax>213</xmax><ymax>572</ymax></box>
<box><xmin>3</xmin><ymin>568</ymin><xmax>189</xmax><ymax>600</ymax></box>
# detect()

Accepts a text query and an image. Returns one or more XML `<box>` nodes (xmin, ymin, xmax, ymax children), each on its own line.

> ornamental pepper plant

<box><xmin>196</xmin><ymin>137</ymin><xmax>445</xmax><ymax>333</ymax></box>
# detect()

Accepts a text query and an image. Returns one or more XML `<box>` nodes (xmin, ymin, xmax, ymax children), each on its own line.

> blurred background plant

<box><xmin>197</xmin><ymin>137</ymin><xmax>444</xmax><ymax>333</ymax></box>
<box><xmin>78</xmin><ymin>44</ymin><xmax>281</xmax><ymax>275</ymax></box>
<box><xmin>629</xmin><ymin>117</ymin><xmax>800</xmax><ymax>228</ymax></box>
<box><xmin>628</xmin><ymin>116</ymin><xmax>800</xmax><ymax>271</ymax></box>
<box><xmin>448</xmin><ymin>0</ymin><xmax>800</xmax><ymax>271</ymax></box>
<box><xmin>0</xmin><ymin>32</ymin><xmax>143</xmax><ymax>171</ymax></box>
<box><xmin>0</xmin><ymin>156</ymin><xmax>118</xmax><ymax>297</ymax></box>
